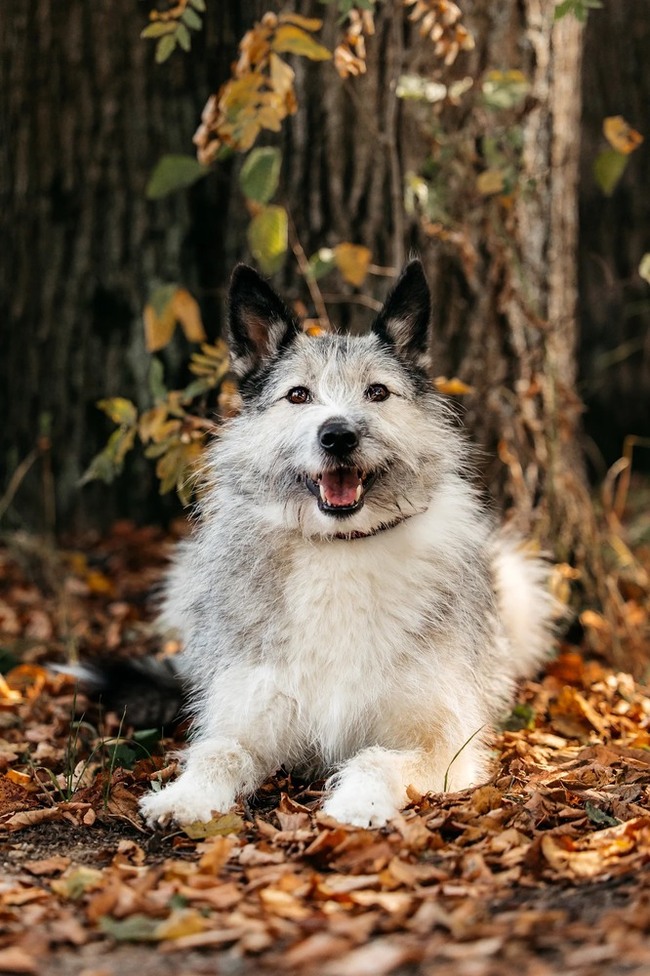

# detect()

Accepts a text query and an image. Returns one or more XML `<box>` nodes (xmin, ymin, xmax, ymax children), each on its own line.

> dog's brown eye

<box><xmin>365</xmin><ymin>384</ymin><xmax>389</xmax><ymax>402</ymax></box>
<box><xmin>287</xmin><ymin>387</ymin><xmax>312</xmax><ymax>404</ymax></box>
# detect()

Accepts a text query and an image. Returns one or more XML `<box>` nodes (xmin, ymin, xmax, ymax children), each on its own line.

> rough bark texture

<box><xmin>1</xmin><ymin>0</ymin><xmax>606</xmax><ymax>602</ymax></box>
<box><xmin>0</xmin><ymin>0</ymin><xmax>262</xmax><ymax>530</ymax></box>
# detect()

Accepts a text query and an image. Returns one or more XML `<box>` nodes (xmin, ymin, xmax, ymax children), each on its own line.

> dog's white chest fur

<box><xmin>139</xmin><ymin>260</ymin><xmax>556</xmax><ymax>830</ymax></box>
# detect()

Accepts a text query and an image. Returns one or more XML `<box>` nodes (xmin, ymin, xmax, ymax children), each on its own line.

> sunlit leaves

<box><xmin>334</xmin><ymin>8</ymin><xmax>374</xmax><ymax>78</ymax></box>
<box><xmin>433</xmin><ymin>376</ymin><xmax>475</xmax><ymax>396</ymax></box>
<box><xmin>95</xmin><ymin>398</ymin><xmax>138</xmax><ymax>427</ymax></box>
<box><xmin>143</xmin><ymin>286</ymin><xmax>206</xmax><ymax>353</ymax></box>
<box><xmin>194</xmin><ymin>13</ymin><xmax>329</xmax><ymax>165</ymax></box>
<box><xmin>141</xmin><ymin>0</ymin><xmax>205</xmax><ymax>63</ymax></box>
<box><xmin>603</xmin><ymin>116</ymin><xmax>643</xmax><ymax>155</ymax></box>
<box><xmin>333</xmin><ymin>243</ymin><xmax>372</xmax><ymax>287</ymax></box>
<box><xmin>146</xmin><ymin>155</ymin><xmax>208</xmax><ymax>199</ymax></box>
<box><xmin>404</xmin><ymin>0</ymin><xmax>475</xmax><ymax>65</ymax></box>
<box><xmin>272</xmin><ymin>24</ymin><xmax>331</xmax><ymax>60</ymax></box>
<box><xmin>482</xmin><ymin>70</ymin><xmax>530</xmax><ymax>111</ymax></box>
<box><xmin>247</xmin><ymin>206</ymin><xmax>289</xmax><ymax>274</ymax></box>
<box><xmin>476</xmin><ymin>169</ymin><xmax>506</xmax><ymax>196</ymax></box>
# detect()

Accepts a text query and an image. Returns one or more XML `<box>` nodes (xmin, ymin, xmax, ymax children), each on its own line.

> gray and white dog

<box><xmin>140</xmin><ymin>260</ymin><xmax>555</xmax><ymax>829</ymax></box>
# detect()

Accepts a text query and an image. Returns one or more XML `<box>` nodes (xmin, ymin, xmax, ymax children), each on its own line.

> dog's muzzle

<box><xmin>305</xmin><ymin>469</ymin><xmax>377</xmax><ymax>517</ymax></box>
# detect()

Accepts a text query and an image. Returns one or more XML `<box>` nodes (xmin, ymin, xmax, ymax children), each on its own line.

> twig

<box><xmin>287</xmin><ymin>214</ymin><xmax>331</xmax><ymax>330</ymax></box>
<box><xmin>320</xmin><ymin>292</ymin><xmax>383</xmax><ymax>312</ymax></box>
<box><xmin>385</xmin><ymin>4</ymin><xmax>405</xmax><ymax>270</ymax></box>
<box><xmin>0</xmin><ymin>442</ymin><xmax>45</xmax><ymax>523</ymax></box>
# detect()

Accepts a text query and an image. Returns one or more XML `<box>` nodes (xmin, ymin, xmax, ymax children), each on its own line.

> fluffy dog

<box><xmin>140</xmin><ymin>260</ymin><xmax>555</xmax><ymax>828</ymax></box>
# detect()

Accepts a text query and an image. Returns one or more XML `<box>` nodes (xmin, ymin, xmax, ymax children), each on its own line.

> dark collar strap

<box><xmin>331</xmin><ymin>509</ymin><xmax>423</xmax><ymax>541</ymax></box>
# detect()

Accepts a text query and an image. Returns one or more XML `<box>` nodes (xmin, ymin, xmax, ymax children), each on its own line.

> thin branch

<box><xmin>287</xmin><ymin>213</ymin><xmax>332</xmax><ymax>330</ymax></box>
<box><xmin>0</xmin><ymin>444</ymin><xmax>43</xmax><ymax>523</ymax></box>
<box><xmin>320</xmin><ymin>292</ymin><xmax>383</xmax><ymax>312</ymax></box>
<box><xmin>385</xmin><ymin>4</ymin><xmax>406</xmax><ymax>269</ymax></box>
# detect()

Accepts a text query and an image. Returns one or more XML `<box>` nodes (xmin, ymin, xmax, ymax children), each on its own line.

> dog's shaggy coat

<box><xmin>140</xmin><ymin>261</ymin><xmax>555</xmax><ymax>828</ymax></box>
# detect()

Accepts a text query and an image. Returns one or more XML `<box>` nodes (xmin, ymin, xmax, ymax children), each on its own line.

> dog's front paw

<box><xmin>322</xmin><ymin>789</ymin><xmax>399</xmax><ymax>828</ymax></box>
<box><xmin>139</xmin><ymin>776</ymin><xmax>236</xmax><ymax>827</ymax></box>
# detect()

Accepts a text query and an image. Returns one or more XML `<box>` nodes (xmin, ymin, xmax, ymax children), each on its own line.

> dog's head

<box><xmin>219</xmin><ymin>261</ymin><xmax>461</xmax><ymax>539</ymax></box>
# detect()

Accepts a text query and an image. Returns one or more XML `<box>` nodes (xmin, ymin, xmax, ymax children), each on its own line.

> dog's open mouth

<box><xmin>305</xmin><ymin>469</ymin><xmax>376</xmax><ymax>517</ymax></box>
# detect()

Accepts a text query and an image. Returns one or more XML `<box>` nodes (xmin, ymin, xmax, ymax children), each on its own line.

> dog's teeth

<box><xmin>319</xmin><ymin>483</ymin><xmax>327</xmax><ymax>502</ymax></box>
<box><xmin>355</xmin><ymin>483</ymin><xmax>363</xmax><ymax>502</ymax></box>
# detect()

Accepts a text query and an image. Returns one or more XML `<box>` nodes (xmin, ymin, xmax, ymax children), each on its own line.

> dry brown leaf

<box><xmin>603</xmin><ymin>115</ymin><xmax>644</xmax><ymax>155</ymax></box>
<box><xmin>0</xmin><ymin>947</ymin><xmax>39</xmax><ymax>974</ymax></box>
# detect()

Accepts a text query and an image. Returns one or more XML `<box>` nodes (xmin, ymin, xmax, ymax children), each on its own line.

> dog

<box><xmin>139</xmin><ymin>259</ymin><xmax>555</xmax><ymax>829</ymax></box>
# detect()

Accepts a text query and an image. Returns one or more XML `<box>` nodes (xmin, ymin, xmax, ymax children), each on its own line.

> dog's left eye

<box><xmin>286</xmin><ymin>387</ymin><xmax>312</xmax><ymax>404</ymax></box>
<box><xmin>365</xmin><ymin>384</ymin><xmax>390</xmax><ymax>402</ymax></box>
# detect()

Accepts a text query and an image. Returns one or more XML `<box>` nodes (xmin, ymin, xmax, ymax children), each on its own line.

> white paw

<box><xmin>322</xmin><ymin>789</ymin><xmax>399</xmax><ymax>828</ymax></box>
<box><xmin>139</xmin><ymin>776</ymin><xmax>235</xmax><ymax>826</ymax></box>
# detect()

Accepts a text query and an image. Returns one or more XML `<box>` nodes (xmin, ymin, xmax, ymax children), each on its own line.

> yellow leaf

<box><xmin>144</xmin><ymin>301</ymin><xmax>176</xmax><ymax>353</ymax></box>
<box><xmin>6</xmin><ymin>769</ymin><xmax>32</xmax><ymax>787</ymax></box>
<box><xmin>182</xmin><ymin>812</ymin><xmax>244</xmax><ymax>839</ymax></box>
<box><xmin>269</xmin><ymin>52</ymin><xmax>295</xmax><ymax>98</ymax></box>
<box><xmin>434</xmin><ymin>376</ymin><xmax>475</xmax><ymax>396</ymax></box>
<box><xmin>171</xmin><ymin>288</ymin><xmax>206</xmax><ymax>344</ymax></box>
<box><xmin>271</xmin><ymin>25</ymin><xmax>331</xmax><ymax>61</ymax></box>
<box><xmin>603</xmin><ymin>115</ymin><xmax>643</xmax><ymax>155</ymax></box>
<box><xmin>476</xmin><ymin>169</ymin><xmax>505</xmax><ymax>196</ymax></box>
<box><xmin>156</xmin><ymin>909</ymin><xmax>207</xmax><ymax>941</ymax></box>
<box><xmin>138</xmin><ymin>404</ymin><xmax>169</xmax><ymax>443</ymax></box>
<box><xmin>278</xmin><ymin>12</ymin><xmax>323</xmax><ymax>31</ymax></box>
<box><xmin>334</xmin><ymin>243</ymin><xmax>372</xmax><ymax>287</ymax></box>
<box><xmin>97</xmin><ymin>397</ymin><xmax>137</xmax><ymax>427</ymax></box>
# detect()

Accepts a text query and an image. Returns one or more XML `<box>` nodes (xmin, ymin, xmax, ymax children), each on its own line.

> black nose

<box><xmin>319</xmin><ymin>420</ymin><xmax>359</xmax><ymax>457</ymax></box>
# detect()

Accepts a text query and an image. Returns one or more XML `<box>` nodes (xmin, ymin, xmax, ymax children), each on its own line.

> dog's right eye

<box><xmin>286</xmin><ymin>387</ymin><xmax>312</xmax><ymax>404</ymax></box>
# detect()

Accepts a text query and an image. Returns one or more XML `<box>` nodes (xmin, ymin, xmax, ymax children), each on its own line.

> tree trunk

<box><xmin>1</xmin><ymin>0</ymin><xmax>605</xmax><ymax>603</ymax></box>
<box><xmin>280</xmin><ymin>1</ymin><xmax>598</xmax><ymax>583</ymax></box>
<box><xmin>0</xmin><ymin>0</ymin><xmax>262</xmax><ymax>531</ymax></box>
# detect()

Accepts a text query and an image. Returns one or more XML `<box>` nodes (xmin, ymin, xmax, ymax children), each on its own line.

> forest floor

<box><xmin>0</xmin><ymin>520</ymin><xmax>649</xmax><ymax>976</ymax></box>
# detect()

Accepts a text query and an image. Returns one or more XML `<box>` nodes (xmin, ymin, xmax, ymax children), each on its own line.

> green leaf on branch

<box><xmin>594</xmin><ymin>149</ymin><xmax>628</xmax><ymax>196</ymax></box>
<box><xmin>247</xmin><ymin>205</ymin><xmax>288</xmax><ymax>274</ymax></box>
<box><xmin>140</xmin><ymin>22</ymin><xmax>177</xmax><ymax>39</ymax></box>
<box><xmin>80</xmin><ymin>427</ymin><xmax>137</xmax><ymax>486</ymax></box>
<box><xmin>181</xmin><ymin>7</ymin><xmax>202</xmax><ymax>31</ymax></box>
<box><xmin>189</xmin><ymin>0</ymin><xmax>206</xmax><ymax>9</ymax></box>
<box><xmin>239</xmin><ymin>147</ymin><xmax>282</xmax><ymax>204</ymax></box>
<box><xmin>146</xmin><ymin>155</ymin><xmax>208</xmax><ymax>199</ymax></box>
<box><xmin>176</xmin><ymin>23</ymin><xmax>191</xmax><ymax>52</ymax></box>
<box><xmin>97</xmin><ymin>398</ymin><xmax>138</xmax><ymax>427</ymax></box>
<box><xmin>155</xmin><ymin>33</ymin><xmax>177</xmax><ymax>63</ymax></box>
<box><xmin>308</xmin><ymin>248</ymin><xmax>337</xmax><ymax>281</ymax></box>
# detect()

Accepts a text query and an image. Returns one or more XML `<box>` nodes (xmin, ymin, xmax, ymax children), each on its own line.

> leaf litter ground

<box><xmin>0</xmin><ymin>523</ymin><xmax>649</xmax><ymax>976</ymax></box>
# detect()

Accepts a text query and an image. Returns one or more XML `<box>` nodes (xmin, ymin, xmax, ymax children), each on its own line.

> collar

<box><xmin>332</xmin><ymin>508</ymin><xmax>424</xmax><ymax>541</ymax></box>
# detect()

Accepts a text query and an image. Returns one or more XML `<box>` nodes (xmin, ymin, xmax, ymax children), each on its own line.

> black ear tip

<box><xmin>229</xmin><ymin>264</ymin><xmax>264</xmax><ymax>292</ymax></box>
<box><xmin>400</xmin><ymin>258</ymin><xmax>428</xmax><ymax>286</ymax></box>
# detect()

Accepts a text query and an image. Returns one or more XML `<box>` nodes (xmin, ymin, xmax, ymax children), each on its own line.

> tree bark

<box><xmin>0</xmin><ymin>0</ymin><xmax>262</xmax><ymax>530</ymax></box>
<box><xmin>0</xmin><ymin>0</ymin><xmax>606</xmax><ymax>605</ymax></box>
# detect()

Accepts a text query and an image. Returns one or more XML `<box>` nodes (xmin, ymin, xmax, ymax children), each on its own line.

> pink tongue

<box><xmin>321</xmin><ymin>469</ymin><xmax>361</xmax><ymax>506</ymax></box>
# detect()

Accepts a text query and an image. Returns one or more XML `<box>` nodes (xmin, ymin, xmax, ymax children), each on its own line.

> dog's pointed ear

<box><xmin>371</xmin><ymin>260</ymin><xmax>431</xmax><ymax>365</ymax></box>
<box><xmin>228</xmin><ymin>265</ymin><xmax>302</xmax><ymax>378</ymax></box>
